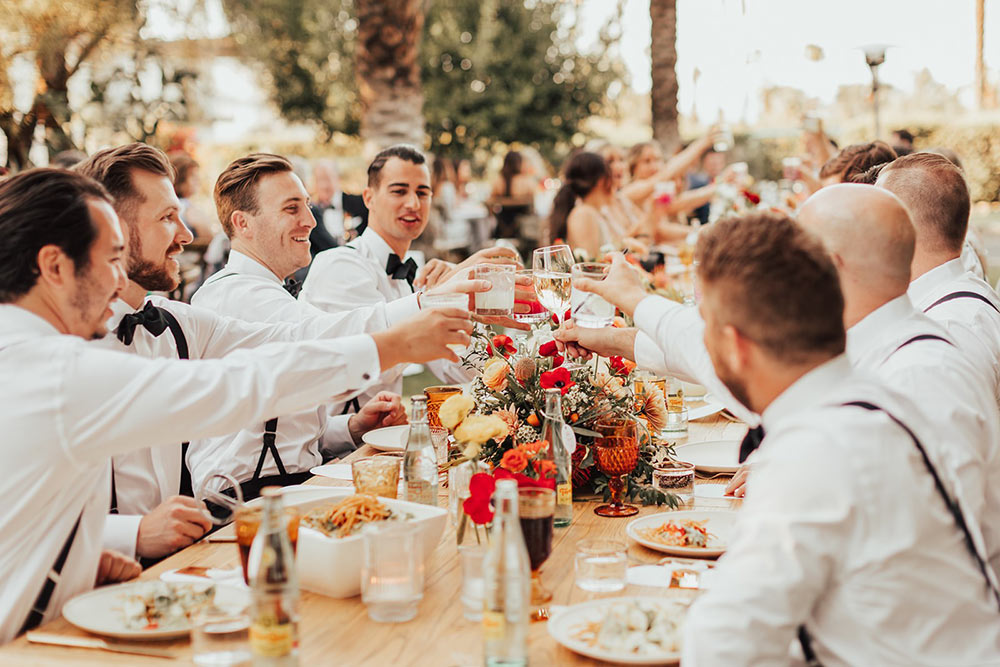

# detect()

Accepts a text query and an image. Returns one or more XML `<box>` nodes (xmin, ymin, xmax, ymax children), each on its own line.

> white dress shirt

<box><xmin>301</xmin><ymin>227</ymin><xmax>473</xmax><ymax>406</ymax></box>
<box><xmin>847</xmin><ymin>294</ymin><xmax>1000</xmax><ymax>574</ymax></box>
<box><xmin>94</xmin><ymin>294</ymin><xmax>379</xmax><ymax>556</ymax></box>
<box><xmin>630</xmin><ymin>295</ymin><xmax>759</xmax><ymax>425</ymax></box>
<box><xmin>0</xmin><ymin>304</ymin><xmax>380</xmax><ymax>643</ymax></box>
<box><xmin>188</xmin><ymin>250</ymin><xmax>398</xmax><ymax>494</ymax></box>
<box><xmin>909</xmin><ymin>258</ymin><xmax>1000</xmax><ymax>403</ymax></box>
<box><xmin>683</xmin><ymin>356</ymin><xmax>1000</xmax><ymax>666</ymax></box>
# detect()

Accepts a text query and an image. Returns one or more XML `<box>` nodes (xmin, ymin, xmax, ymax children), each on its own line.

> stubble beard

<box><xmin>128</xmin><ymin>231</ymin><xmax>180</xmax><ymax>292</ymax></box>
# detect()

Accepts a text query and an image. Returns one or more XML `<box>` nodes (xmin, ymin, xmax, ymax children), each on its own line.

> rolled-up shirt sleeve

<box><xmin>102</xmin><ymin>513</ymin><xmax>143</xmax><ymax>558</ymax></box>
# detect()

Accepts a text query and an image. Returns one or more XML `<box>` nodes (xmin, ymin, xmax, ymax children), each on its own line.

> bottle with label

<box><xmin>404</xmin><ymin>395</ymin><xmax>439</xmax><ymax>506</ymax></box>
<box><xmin>248</xmin><ymin>487</ymin><xmax>299</xmax><ymax>666</ymax></box>
<box><xmin>482</xmin><ymin>478</ymin><xmax>530</xmax><ymax>667</ymax></box>
<box><xmin>540</xmin><ymin>388</ymin><xmax>574</xmax><ymax>527</ymax></box>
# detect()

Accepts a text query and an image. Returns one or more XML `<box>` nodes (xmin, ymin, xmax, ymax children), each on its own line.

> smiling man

<box><xmin>76</xmin><ymin>144</ymin><xmax>472</xmax><ymax>563</ymax></box>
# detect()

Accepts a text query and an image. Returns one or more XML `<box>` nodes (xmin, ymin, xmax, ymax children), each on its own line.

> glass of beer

<box><xmin>234</xmin><ymin>505</ymin><xmax>299</xmax><ymax>584</ymax></box>
<box><xmin>518</xmin><ymin>487</ymin><xmax>555</xmax><ymax>621</ymax></box>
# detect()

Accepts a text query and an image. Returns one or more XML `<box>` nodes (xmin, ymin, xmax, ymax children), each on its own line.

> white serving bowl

<box><xmin>250</xmin><ymin>486</ymin><xmax>448</xmax><ymax>599</ymax></box>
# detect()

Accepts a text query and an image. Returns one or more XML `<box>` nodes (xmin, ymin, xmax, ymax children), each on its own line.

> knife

<box><xmin>26</xmin><ymin>632</ymin><xmax>177</xmax><ymax>659</ymax></box>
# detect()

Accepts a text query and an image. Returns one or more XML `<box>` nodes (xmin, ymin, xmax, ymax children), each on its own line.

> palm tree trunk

<box><xmin>650</xmin><ymin>0</ymin><xmax>679</xmax><ymax>153</ymax></box>
<box><xmin>355</xmin><ymin>0</ymin><xmax>426</xmax><ymax>153</ymax></box>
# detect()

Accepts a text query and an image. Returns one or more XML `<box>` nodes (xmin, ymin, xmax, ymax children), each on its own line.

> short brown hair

<box><xmin>819</xmin><ymin>141</ymin><xmax>897</xmax><ymax>183</ymax></box>
<box><xmin>214</xmin><ymin>153</ymin><xmax>293</xmax><ymax>237</ymax></box>
<box><xmin>876</xmin><ymin>152</ymin><xmax>970</xmax><ymax>253</ymax></box>
<box><xmin>367</xmin><ymin>145</ymin><xmax>426</xmax><ymax>188</ymax></box>
<box><xmin>696</xmin><ymin>211</ymin><xmax>846</xmax><ymax>364</ymax></box>
<box><xmin>75</xmin><ymin>143</ymin><xmax>174</xmax><ymax>221</ymax></box>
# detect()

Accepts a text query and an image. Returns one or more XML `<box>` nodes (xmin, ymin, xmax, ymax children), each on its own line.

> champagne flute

<box><xmin>532</xmin><ymin>245</ymin><xmax>573</xmax><ymax>328</ymax></box>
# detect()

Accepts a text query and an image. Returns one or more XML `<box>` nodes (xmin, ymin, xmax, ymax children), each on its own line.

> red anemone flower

<box><xmin>462</xmin><ymin>472</ymin><xmax>496</xmax><ymax>524</ymax></box>
<box><xmin>540</xmin><ymin>366</ymin><xmax>575</xmax><ymax>395</ymax></box>
<box><xmin>490</xmin><ymin>334</ymin><xmax>516</xmax><ymax>357</ymax></box>
<box><xmin>538</xmin><ymin>340</ymin><xmax>558</xmax><ymax>357</ymax></box>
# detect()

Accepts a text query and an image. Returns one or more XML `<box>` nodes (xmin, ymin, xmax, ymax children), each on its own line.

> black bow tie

<box><xmin>283</xmin><ymin>277</ymin><xmax>302</xmax><ymax>298</ymax></box>
<box><xmin>738</xmin><ymin>425</ymin><xmax>765</xmax><ymax>463</ymax></box>
<box><xmin>385</xmin><ymin>254</ymin><xmax>417</xmax><ymax>288</ymax></box>
<box><xmin>116</xmin><ymin>301</ymin><xmax>169</xmax><ymax>345</ymax></box>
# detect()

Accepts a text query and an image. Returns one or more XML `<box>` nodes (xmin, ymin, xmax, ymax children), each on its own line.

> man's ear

<box><xmin>230</xmin><ymin>210</ymin><xmax>252</xmax><ymax>239</ymax></box>
<box><xmin>362</xmin><ymin>186</ymin><xmax>375</xmax><ymax>210</ymax></box>
<box><xmin>722</xmin><ymin>323</ymin><xmax>754</xmax><ymax>375</ymax></box>
<box><xmin>35</xmin><ymin>245</ymin><xmax>73</xmax><ymax>290</ymax></box>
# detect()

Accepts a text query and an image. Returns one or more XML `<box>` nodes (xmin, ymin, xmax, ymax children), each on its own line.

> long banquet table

<box><xmin>0</xmin><ymin>414</ymin><xmax>746</xmax><ymax>666</ymax></box>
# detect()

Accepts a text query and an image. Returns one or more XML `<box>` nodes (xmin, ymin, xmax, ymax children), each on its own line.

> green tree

<box><xmin>221</xmin><ymin>0</ymin><xmax>625</xmax><ymax>161</ymax></box>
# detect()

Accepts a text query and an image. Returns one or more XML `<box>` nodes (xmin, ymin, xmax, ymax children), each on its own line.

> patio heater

<box><xmin>860</xmin><ymin>44</ymin><xmax>889</xmax><ymax>139</ymax></box>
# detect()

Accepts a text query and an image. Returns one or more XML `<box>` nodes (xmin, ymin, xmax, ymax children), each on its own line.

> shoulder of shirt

<box><xmin>308</xmin><ymin>244</ymin><xmax>382</xmax><ymax>279</ymax></box>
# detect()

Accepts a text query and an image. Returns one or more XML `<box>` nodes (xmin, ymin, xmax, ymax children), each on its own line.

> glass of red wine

<box><xmin>518</xmin><ymin>487</ymin><xmax>555</xmax><ymax>621</ymax></box>
<box><xmin>593</xmin><ymin>417</ymin><xmax>640</xmax><ymax>517</ymax></box>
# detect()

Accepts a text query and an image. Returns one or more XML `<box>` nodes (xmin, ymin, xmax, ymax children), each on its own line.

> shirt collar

<box><xmin>225</xmin><ymin>250</ymin><xmax>284</xmax><ymax>284</ymax></box>
<box><xmin>357</xmin><ymin>227</ymin><xmax>402</xmax><ymax>266</ymax></box>
<box><xmin>908</xmin><ymin>258</ymin><xmax>965</xmax><ymax>304</ymax></box>
<box><xmin>107</xmin><ymin>298</ymin><xmax>140</xmax><ymax>331</ymax></box>
<box><xmin>761</xmin><ymin>354</ymin><xmax>853</xmax><ymax>433</ymax></box>
<box><xmin>845</xmin><ymin>294</ymin><xmax>915</xmax><ymax>364</ymax></box>
<box><xmin>0</xmin><ymin>304</ymin><xmax>63</xmax><ymax>343</ymax></box>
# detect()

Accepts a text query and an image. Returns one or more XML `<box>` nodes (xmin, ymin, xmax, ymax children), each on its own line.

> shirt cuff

<box><xmin>633</xmin><ymin>331</ymin><xmax>670</xmax><ymax>377</ymax></box>
<box><xmin>103</xmin><ymin>514</ymin><xmax>142</xmax><ymax>559</ymax></box>
<box><xmin>338</xmin><ymin>335</ymin><xmax>383</xmax><ymax>394</ymax></box>
<box><xmin>321</xmin><ymin>413</ymin><xmax>357</xmax><ymax>459</ymax></box>
<box><xmin>385</xmin><ymin>293</ymin><xmax>421</xmax><ymax>327</ymax></box>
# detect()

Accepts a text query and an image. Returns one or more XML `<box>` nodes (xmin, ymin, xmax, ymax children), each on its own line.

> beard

<box><xmin>713</xmin><ymin>356</ymin><xmax>754</xmax><ymax>415</ymax></box>
<box><xmin>69</xmin><ymin>265</ymin><xmax>114</xmax><ymax>340</ymax></box>
<box><xmin>128</xmin><ymin>232</ymin><xmax>180</xmax><ymax>292</ymax></box>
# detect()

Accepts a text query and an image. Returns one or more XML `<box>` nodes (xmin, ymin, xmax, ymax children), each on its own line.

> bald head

<box><xmin>798</xmin><ymin>184</ymin><xmax>915</xmax><ymax>298</ymax></box>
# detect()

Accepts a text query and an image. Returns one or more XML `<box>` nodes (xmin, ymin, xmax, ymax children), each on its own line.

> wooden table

<box><xmin>1</xmin><ymin>415</ymin><xmax>746</xmax><ymax>665</ymax></box>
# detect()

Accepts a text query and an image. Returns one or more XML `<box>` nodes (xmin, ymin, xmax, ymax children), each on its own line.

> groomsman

<box><xmin>876</xmin><ymin>152</ymin><xmax>1000</xmax><ymax>402</ymax></box>
<box><xmin>188</xmin><ymin>152</ymin><xmax>488</xmax><ymax>498</ymax></box>
<box><xmin>797</xmin><ymin>183</ymin><xmax>1000</xmax><ymax>572</ymax></box>
<box><xmin>690</xmin><ymin>213</ymin><xmax>999</xmax><ymax>662</ymax></box>
<box><xmin>300</xmin><ymin>144</ymin><xmax>524</xmax><ymax>416</ymax></box>
<box><xmin>0</xmin><ymin>169</ymin><xmax>466</xmax><ymax>642</ymax></box>
<box><xmin>76</xmin><ymin>144</ymin><xmax>470</xmax><ymax>560</ymax></box>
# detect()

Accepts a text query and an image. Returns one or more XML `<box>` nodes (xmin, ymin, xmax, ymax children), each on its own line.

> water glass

<box><xmin>352</xmin><ymin>456</ymin><xmax>400</xmax><ymax>498</ymax></box>
<box><xmin>664</xmin><ymin>406</ymin><xmax>689</xmax><ymax>436</ymax></box>
<box><xmin>191</xmin><ymin>602</ymin><xmax>251</xmax><ymax>666</ymax></box>
<box><xmin>473</xmin><ymin>263</ymin><xmax>515</xmax><ymax>316</ymax></box>
<box><xmin>574</xmin><ymin>539</ymin><xmax>627</xmax><ymax>593</ymax></box>
<box><xmin>570</xmin><ymin>263</ymin><xmax>614</xmax><ymax>328</ymax></box>
<box><xmin>513</xmin><ymin>269</ymin><xmax>549</xmax><ymax>325</ymax></box>
<box><xmin>459</xmin><ymin>545</ymin><xmax>487</xmax><ymax>621</ymax></box>
<box><xmin>652</xmin><ymin>461</ymin><xmax>695</xmax><ymax>502</ymax></box>
<box><xmin>420</xmin><ymin>296</ymin><xmax>469</xmax><ymax>354</ymax></box>
<box><xmin>361</xmin><ymin>522</ymin><xmax>424</xmax><ymax>623</ymax></box>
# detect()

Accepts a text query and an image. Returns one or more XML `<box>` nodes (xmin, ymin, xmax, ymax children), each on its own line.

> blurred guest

<box><xmin>876</xmin><ymin>152</ymin><xmax>1000</xmax><ymax>403</ymax></box>
<box><xmin>168</xmin><ymin>151</ymin><xmax>214</xmax><ymax>239</ymax></box>
<box><xmin>818</xmin><ymin>141</ymin><xmax>897</xmax><ymax>187</ymax></box>
<box><xmin>308</xmin><ymin>159</ymin><xmax>368</xmax><ymax>254</ymax></box>
<box><xmin>453</xmin><ymin>157</ymin><xmax>473</xmax><ymax>201</ymax></box>
<box><xmin>688</xmin><ymin>147</ymin><xmax>726</xmax><ymax>225</ymax></box>
<box><xmin>892</xmin><ymin>128</ymin><xmax>915</xmax><ymax>156</ymax></box>
<box><xmin>50</xmin><ymin>149</ymin><xmax>87</xmax><ymax>169</ymax></box>
<box><xmin>488</xmin><ymin>150</ymin><xmax>537</xmax><ymax>244</ymax></box>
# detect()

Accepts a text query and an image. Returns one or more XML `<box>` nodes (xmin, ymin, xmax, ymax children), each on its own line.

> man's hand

<box><xmin>724</xmin><ymin>465</ymin><xmax>749</xmax><ymax>498</ymax></box>
<box><xmin>136</xmin><ymin>496</ymin><xmax>213</xmax><ymax>560</ymax></box>
<box><xmin>455</xmin><ymin>246</ymin><xmax>522</xmax><ymax>272</ymax></box>
<box><xmin>348</xmin><ymin>392</ymin><xmax>407</xmax><ymax>444</ymax></box>
<box><xmin>413</xmin><ymin>259</ymin><xmax>455</xmax><ymax>290</ymax></box>
<box><xmin>553</xmin><ymin>321</ymin><xmax>639</xmax><ymax>360</ymax></box>
<box><xmin>423</xmin><ymin>265</ymin><xmax>533</xmax><ymax>331</ymax></box>
<box><xmin>95</xmin><ymin>549</ymin><xmax>141</xmax><ymax>585</ymax></box>
<box><xmin>374</xmin><ymin>308</ymin><xmax>473</xmax><ymax>367</ymax></box>
<box><xmin>573</xmin><ymin>253</ymin><xmax>649</xmax><ymax>318</ymax></box>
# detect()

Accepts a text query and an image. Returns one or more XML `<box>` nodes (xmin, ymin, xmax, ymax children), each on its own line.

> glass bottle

<box><xmin>482</xmin><ymin>479</ymin><xmax>530</xmax><ymax>667</ymax></box>
<box><xmin>541</xmin><ymin>388</ymin><xmax>574</xmax><ymax>527</ymax></box>
<box><xmin>404</xmin><ymin>396</ymin><xmax>439</xmax><ymax>506</ymax></box>
<box><xmin>248</xmin><ymin>487</ymin><xmax>299</xmax><ymax>666</ymax></box>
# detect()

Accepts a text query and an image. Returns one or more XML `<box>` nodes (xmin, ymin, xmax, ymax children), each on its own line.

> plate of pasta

<box><xmin>626</xmin><ymin>510</ymin><xmax>736</xmax><ymax>557</ymax></box>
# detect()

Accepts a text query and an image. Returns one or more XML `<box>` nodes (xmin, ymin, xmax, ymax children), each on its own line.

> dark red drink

<box><xmin>519</xmin><ymin>515</ymin><xmax>553</xmax><ymax>572</ymax></box>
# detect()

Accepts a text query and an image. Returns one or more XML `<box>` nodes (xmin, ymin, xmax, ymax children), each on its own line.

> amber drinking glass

<box><xmin>234</xmin><ymin>505</ymin><xmax>299</xmax><ymax>584</ymax></box>
<box><xmin>592</xmin><ymin>418</ymin><xmax>640</xmax><ymax>517</ymax></box>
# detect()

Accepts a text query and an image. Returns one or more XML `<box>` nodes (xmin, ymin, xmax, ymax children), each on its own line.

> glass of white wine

<box><xmin>531</xmin><ymin>245</ymin><xmax>574</xmax><ymax>328</ymax></box>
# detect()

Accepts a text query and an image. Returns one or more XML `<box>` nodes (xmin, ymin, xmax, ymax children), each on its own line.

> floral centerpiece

<box><xmin>460</xmin><ymin>332</ymin><xmax>678</xmax><ymax>507</ymax></box>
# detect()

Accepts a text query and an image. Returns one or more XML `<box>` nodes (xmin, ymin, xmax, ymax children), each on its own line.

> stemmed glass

<box><xmin>592</xmin><ymin>417</ymin><xmax>640</xmax><ymax>517</ymax></box>
<box><xmin>517</xmin><ymin>487</ymin><xmax>555</xmax><ymax>621</ymax></box>
<box><xmin>531</xmin><ymin>245</ymin><xmax>574</xmax><ymax>328</ymax></box>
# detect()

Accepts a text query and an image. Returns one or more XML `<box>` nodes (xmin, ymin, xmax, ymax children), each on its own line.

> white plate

<box><xmin>681</xmin><ymin>382</ymin><xmax>706</xmax><ymax>400</ymax></box>
<box><xmin>548</xmin><ymin>596</ymin><xmax>685</xmax><ymax>665</ymax></box>
<box><xmin>673</xmin><ymin>439</ymin><xmax>741</xmax><ymax>474</ymax></box>
<box><xmin>62</xmin><ymin>581</ymin><xmax>248</xmax><ymax>640</ymax></box>
<box><xmin>626</xmin><ymin>510</ymin><xmax>736</xmax><ymax>558</ymax></box>
<box><xmin>361</xmin><ymin>424</ymin><xmax>409</xmax><ymax>452</ymax></box>
<box><xmin>309</xmin><ymin>463</ymin><xmax>353</xmax><ymax>481</ymax></box>
<box><xmin>686</xmin><ymin>395</ymin><xmax>724</xmax><ymax>421</ymax></box>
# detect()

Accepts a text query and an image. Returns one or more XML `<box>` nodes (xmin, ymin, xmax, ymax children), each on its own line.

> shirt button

<box><xmin>363</xmin><ymin>373</ymin><xmax>370</xmax><ymax>380</ymax></box>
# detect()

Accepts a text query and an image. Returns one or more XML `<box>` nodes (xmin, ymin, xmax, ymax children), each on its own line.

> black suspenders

<box><xmin>882</xmin><ymin>333</ymin><xmax>952</xmax><ymax>363</ymax></box>
<box><xmin>19</xmin><ymin>513</ymin><xmax>82</xmax><ymax>634</ymax></box>
<box><xmin>924</xmin><ymin>290</ymin><xmax>1000</xmax><ymax>314</ymax></box>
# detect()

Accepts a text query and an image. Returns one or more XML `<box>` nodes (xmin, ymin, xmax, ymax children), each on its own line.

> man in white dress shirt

<box><xmin>0</xmin><ymin>168</ymin><xmax>469</xmax><ymax>642</ymax></box>
<box><xmin>301</xmin><ymin>145</ymin><xmax>514</xmax><ymax>411</ymax></box>
<box><xmin>876</xmin><ymin>152</ymin><xmax>1000</xmax><ymax>402</ymax></box>
<box><xmin>561</xmin><ymin>213</ymin><xmax>1000</xmax><ymax>663</ymax></box>
<box><xmin>77</xmin><ymin>144</ymin><xmax>470</xmax><ymax>561</ymax></box>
